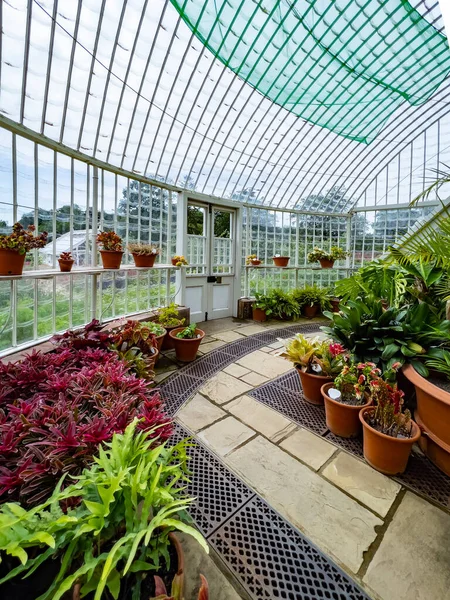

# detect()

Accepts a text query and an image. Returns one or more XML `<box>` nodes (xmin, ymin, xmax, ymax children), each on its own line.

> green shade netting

<box><xmin>170</xmin><ymin>0</ymin><xmax>450</xmax><ymax>143</ymax></box>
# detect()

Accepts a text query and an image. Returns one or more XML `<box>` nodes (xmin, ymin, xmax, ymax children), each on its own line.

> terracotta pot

<box><xmin>252</xmin><ymin>307</ymin><xmax>267</xmax><ymax>322</ymax></box>
<box><xmin>359</xmin><ymin>407</ymin><xmax>421</xmax><ymax>475</ymax></box>
<box><xmin>319</xmin><ymin>258</ymin><xmax>335</xmax><ymax>269</ymax></box>
<box><xmin>58</xmin><ymin>259</ymin><xmax>74</xmax><ymax>272</ymax></box>
<box><xmin>161</xmin><ymin>324</ymin><xmax>182</xmax><ymax>350</ymax></box>
<box><xmin>403</xmin><ymin>364</ymin><xmax>450</xmax><ymax>476</ymax></box>
<box><xmin>303</xmin><ymin>303</ymin><xmax>319</xmax><ymax>319</ymax></box>
<box><xmin>169</xmin><ymin>327</ymin><xmax>205</xmax><ymax>362</ymax></box>
<box><xmin>330</xmin><ymin>298</ymin><xmax>340</xmax><ymax>313</ymax></box>
<box><xmin>272</xmin><ymin>256</ymin><xmax>290</xmax><ymax>267</ymax></box>
<box><xmin>251</xmin><ymin>259</ymin><xmax>261</xmax><ymax>266</ymax></box>
<box><xmin>154</xmin><ymin>329</ymin><xmax>167</xmax><ymax>352</ymax></box>
<box><xmin>99</xmin><ymin>250</ymin><xmax>123</xmax><ymax>269</ymax></box>
<box><xmin>297</xmin><ymin>368</ymin><xmax>332</xmax><ymax>405</ymax></box>
<box><xmin>171</xmin><ymin>258</ymin><xmax>178</xmax><ymax>266</ymax></box>
<box><xmin>132</xmin><ymin>253</ymin><xmax>157</xmax><ymax>267</ymax></box>
<box><xmin>0</xmin><ymin>249</ymin><xmax>26</xmax><ymax>276</ymax></box>
<box><xmin>321</xmin><ymin>383</ymin><xmax>372</xmax><ymax>438</ymax></box>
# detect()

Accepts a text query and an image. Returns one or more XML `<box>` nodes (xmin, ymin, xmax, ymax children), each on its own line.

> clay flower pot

<box><xmin>0</xmin><ymin>249</ymin><xmax>26</xmax><ymax>275</ymax></box>
<box><xmin>303</xmin><ymin>303</ymin><xmax>319</xmax><ymax>319</ymax></box>
<box><xmin>297</xmin><ymin>368</ymin><xmax>332</xmax><ymax>405</ymax></box>
<box><xmin>132</xmin><ymin>253</ymin><xmax>157</xmax><ymax>267</ymax></box>
<box><xmin>403</xmin><ymin>364</ymin><xmax>450</xmax><ymax>476</ymax></box>
<box><xmin>330</xmin><ymin>298</ymin><xmax>340</xmax><ymax>313</ymax></box>
<box><xmin>169</xmin><ymin>327</ymin><xmax>205</xmax><ymax>362</ymax></box>
<box><xmin>251</xmin><ymin>259</ymin><xmax>261</xmax><ymax>266</ymax></box>
<box><xmin>58</xmin><ymin>259</ymin><xmax>74</xmax><ymax>272</ymax></box>
<box><xmin>153</xmin><ymin>328</ymin><xmax>167</xmax><ymax>352</ymax></box>
<box><xmin>272</xmin><ymin>256</ymin><xmax>290</xmax><ymax>267</ymax></box>
<box><xmin>99</xmin><ymin>250</ymin><xmax>123</xmax><ymax>269</ymax></box>
<box><xmin>319</xmin><ymin>258</ymin><xmax>335</xmax><ymax>269</ymax></box>
<box><xmin>171</xmin><ymin>258</ymin><xmax>178</xmax><ymax>266</ymax></box>
<box><xmin>359</xmin><ymin>407</ymin><xmax>421</xmax><ymax>475</ymax></box>
<box><xmin>160</xmin><ymin>324</ymin><xmax>181</xmax><ymax>350</ymax></box>
<box><xmin>252</xmin><ymin>307</ymin><xmax>267</xmax><ymax>322</ymax></box>
<box><xmin>321</xmin><ymin>383</ymin><xmax>372</xmax><ymax>438</ymax></box>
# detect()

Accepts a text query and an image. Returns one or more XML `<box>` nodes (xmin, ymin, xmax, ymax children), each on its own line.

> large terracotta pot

<box><xmin>403</xmin><ymin>364</ymin><xmax>450</xmax><ymax>476</ymax></box>
<box><xmin>0</xmin><ymin>249</ymin><xmax>26</xmax><ymax>275</ymax></box>
<box><xmin>359</xmin><ymin>407</ymin><xmax>421</xmax><ymax>475</ymax></box>
<box><xmin>132</xmin><ymin>253</ymin><xmax>157</xmax><ymax>267</ymax></box>
<box><xmin>99</xmin><ymin>250</ymin><xmax>123</xmax><ymax>269</ymax></box>
<box><xmin>319</xmin><ymin>258</ymin><xmax>335</xmax><ymax>269</ymax></box>
<box><xmin>303</xmin><ymin>303</ymin><xmax>319</xmax><ymax>319</ymax></box>
<box><xmin>321</xmin><ymin>383</ymin><xmax>372</xmax><ymax>438</ymax></box>
<box><xmin>272</xmin><ymin>256</ymin><xmax>290</xmax><ymax>267</ymax></box>
<box><xmin>58</xmin><ymin>259</ymin><xmax>74</xmax><ymax>272</ymax></box>
<box><xmin>252</xmin><ymin>307</ymin><xmax>267</xmax><ymax>322</ymax></box>
<box><xmin>154</xmin><ymin>329</ymin><xmax>167</xmax><ymax>352</ymax></box>
<box><xmin>169</xmin><ymin>327</ymin><xmax>205</xmax><ymax>362</ymax></box>
<box><xmin>297</xmin><ymin>368</ymin><xmax>332</xmax><ymax>405</ymax></box>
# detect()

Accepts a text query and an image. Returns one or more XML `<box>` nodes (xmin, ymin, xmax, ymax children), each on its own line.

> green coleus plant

<box><xmin>0</xmin><ymin>420</ymin><xmax>208</xmax><ymax>600</ymax></box>
<box><xmin>175</xmin><ymin>323</ymin><xmax>198</xmax><ymax>339</ymax></box>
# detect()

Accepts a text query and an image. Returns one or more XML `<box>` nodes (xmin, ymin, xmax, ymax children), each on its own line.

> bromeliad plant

<box><xmin>0</xmin><ymin>421</ymin><xmax>208</xmax><ymax>600</ymax></box>
<box><xmin>0</xmin><ymin>223</ymin><xmax>48</xmax><ymax>253</ymax></box>
<box><xmin>307</xmin><ymin>246</ymin><xmax>348</xmax><ymax>264</ymax></box>
<box><xmin>280</xmin><ymin>334</ymin><xmax>346</xmax><ymax>376</ymax></box>
<box><xmin>96</xmin><ymin>230</ymin><xmax>123</xmax><ymax>252</ymax></box>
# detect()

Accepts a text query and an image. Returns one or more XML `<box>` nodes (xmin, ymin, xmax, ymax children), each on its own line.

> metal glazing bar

<box><xmin>41</xmin><ymin>0</ymin><xmax>58</xmax><ymax>134</ymax></box>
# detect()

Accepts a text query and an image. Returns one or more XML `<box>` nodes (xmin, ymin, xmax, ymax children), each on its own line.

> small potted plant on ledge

<box><xmin>156</xmin><ymin>303</ymin><xmax>186</xmax><ymax>350</ymax></box>
<box><xmin>252</xmin><ymin>292</ymin><xmax>275</xmax><ymax>322</ymax></box>
<box><xmin>169</xmin><ymin>322</ymin><xmax>205</xmax><ymax>362</ymax></box>
<box><xmin>321</xmin><ymin>361</ymin><xmax>379</xmax><ymax>438</ymax></box>
<box><xmin>280</xmin><ymin>334</ymin><xmax>347</xmax><ymax>404</ymax></box>
<box><xmin>272</xmin><ymin>254</ymin><xmax>290</xmax><ymax>267</ymax></box>
<box><xmin>0</xmin><ymin>223</ymin><xmax>48</xmax><ymax>276</ymax></box>
<box><xmin>172</xmin><ymin>255</ymin><xmax>189</xmax><ymax>266</ymax></box>
<box><xmin>97</xmin><ymin>230</ymin><xmax>123</xmax><ymax>269</ymax></box>
<box><xmin>307</xmin><ymin>246</ymin><xmax>348</xmax><ymax>269</ymax></box>
<box><xmin>128</xmin><ymin>242</ymin><xmax>160</xmax><ymax>267</ymax></box>
<box><xmin>359</xmin><ymin>365</ymin><xmax>421</xmax><ymax>474</ymax></box>
<box><xmin>58</xmin><ymin>251</ymin><xmax>74</xmax><ymax>272</ymax></box>
<box><xmin>246</xmin><ymin>254</ymin><xmax>261</xmax><ymax>266</ymax></box>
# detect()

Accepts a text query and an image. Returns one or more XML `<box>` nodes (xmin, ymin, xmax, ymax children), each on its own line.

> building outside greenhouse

<box><xmin>0</xmin><ymin>1</ymin><xmax>450</xmax><ymax>599</ymax></box>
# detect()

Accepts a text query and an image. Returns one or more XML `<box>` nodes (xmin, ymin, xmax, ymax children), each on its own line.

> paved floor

<box><xmin>157</xmin><ymin>317</ymin><xmax>450</xmax><ymax>600</ymax></box>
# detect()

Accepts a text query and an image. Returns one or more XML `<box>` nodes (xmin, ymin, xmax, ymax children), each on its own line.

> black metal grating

<box><xmin>397</xmin><ymin>452</ymin><xmax>450</xmax><ymax>509</ymax></box>
<box><xmin>209</xmin><ymin>496</ymin><xmax>370</xmax><ymax>600</ymax></box>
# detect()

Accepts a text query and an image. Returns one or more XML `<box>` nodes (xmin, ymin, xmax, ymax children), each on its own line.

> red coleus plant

<box><xmin>97</xmin><ymin>230</ymin><xmax>123</xmax><ymax>251</ymax></box>
<box><xmin>0</xmin><ymin>223</ymin><xmax>48</xmax><ymax>253</ymax></box>
<box><xmin>0</xmin><ymin>346</ymin><xmax>172</xmax><ymax>505</ymax></box>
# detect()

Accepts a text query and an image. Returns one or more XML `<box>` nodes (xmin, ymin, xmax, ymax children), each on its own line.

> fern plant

<box><xmin>0</xmin><ymin>420</ymin><xmax>207</xmax><ymax>600</ymax></box>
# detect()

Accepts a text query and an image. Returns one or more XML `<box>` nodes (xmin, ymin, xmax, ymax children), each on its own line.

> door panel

<box><xmin>211</xmin><ymin>279</ymin><xmax>233</xmax><ymax>320</ymax></box>
<box><xmin>185</xmin><ymin>280</ymin><xmax>206</xmax><ymax>322</ymax></box>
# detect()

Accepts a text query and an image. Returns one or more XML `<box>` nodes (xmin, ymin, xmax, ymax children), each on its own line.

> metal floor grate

<box><xmin>249</xmin><ymin>371</ymin><xmax>450</xmax><ymax>511</ymax></box>
<box><xmin>171</xmin><ymin>422</ymin><xmax>369</xmax><ymax>600</ymax></box>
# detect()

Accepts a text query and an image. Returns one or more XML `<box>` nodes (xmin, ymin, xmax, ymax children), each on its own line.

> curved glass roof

<box><xmin>0</xmin><ymin>0</ymin><xmax>449</xmax><ymax>210</ymax></box>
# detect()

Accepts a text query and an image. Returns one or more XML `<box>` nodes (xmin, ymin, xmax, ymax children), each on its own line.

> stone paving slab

<box><xmin>213</xmin><ymin>330</ymin><xmax>246</xmax><ymax>342</ymax></box>
<box><xmin>237</xmin><ymin>350</ymin><xmax>293</xmax><ymax>378</ymax></box>
<box><xmin>177</xmin><ymin>393</ymin><xmax>227</xmax><ymax>432</ymax></box>
<box><xmin>280</xmin><ymin>427</ymin><xmax>337</xmax><ymax>471</ymax></box>
<box><xmin>223</xmin><ymin>363</ymin><xmax>251</xmax><ymax>378</ymax></box>
<box><xmin>226</xmin><ymin>435</ymin><xmax>382</xmax><ymax>573</ymax></box>
<box><xmin>240</xmin><ymin>372</ymin><xmax>269</xmax><ymax>387</ymax></box>
<box><xmin>226</xmin><ymin>395</ymin><xmax>296</xmax><ymax>442</ymax></box>
<box><xmin>198</xmin><ymin>416</ymin><xmax>256</xmax><ymax>457</ymax></box>
<box><xmin>323</xmin><ymin>452</ymin><xmax>401</xmax><ymax>518</ymax></box>
<box><xmin>236</xmin><ymin>324</ymin><xmax>267</xmax><ymax>336</ymax></box>
<box><xmin>364</xmin><ymin>492</ymin><xmax>450</xmax><ymax>600</ymax></box>
<box><xmin>200</xmin><ymin>340</ymin><xmax>227</xmax><ymax>353</ymax></box>
<box><xmin>200</xmin><ymin>371</ymin><xmax>253</xmax><ymax>405</ymax></box>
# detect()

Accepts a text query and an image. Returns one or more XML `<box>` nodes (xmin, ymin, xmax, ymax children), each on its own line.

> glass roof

<box><xmin>0</xmin><ymin>0</ymin><xmax>449</xmax><ymax>211</ymax></box>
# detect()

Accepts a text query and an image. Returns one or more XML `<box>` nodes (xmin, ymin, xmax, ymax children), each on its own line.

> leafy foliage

<box><xmin>175</xmin><ymin>323</ymin><xmax>198</xmax><ymax>339</ymax></box>
<box><xmin>156</xmin><ymin>304</ymin><xmax>185</xmax><ymax>328</ymax></box>
<box><xmin>172</xmin><ymin>255</ymin><xmax>188</xmax><ymax>266</ymax></box>
<box><xmin>291</xmin><ymin>285</ymin><xmax>331</xmax><ymax>311</ymax></box>
<box><xmin>0</xmin><ymin>223</ymin><xmax>48</xmax><ymax>254</ymax></box>
<box><xmin>128</xmin><ymin>242</ymin><xmax>160</xmax><ymax>256</ymax></box>
<box><xmin>0</xmin><ymin>341</ymin><xmax>171</xmax><ymax>504</ymax></box>
<box><xmin>334</xmin><ymin>362</ymin><xmax>382</xmax><ymax>405</ymax></box>
<box><xmin>0</xmin><ymin>421</ymin><xmax>207</xmax><ymax>600</ymax></box>
<box><xmin>307</xmin><ymin>246</ymin><xmax>348</xmax><ymax>263</ymax></box>
<box><xmin>58</xmin><ymin>252</ymin><xmax>73</xmax><ymax>261</ymax></box>
<box><xmin>280</xmin><ymin>334</ymin><xmax>347</xmax><ymax>376</ymax></box>
<box><xmin>266</xmin><ymin>289</ymin><xmax>300</xmax><ymax>319</ymax></box>
<box><xmin>151</xmin><ymin>573</ymin><xmax>209</xmax><ymax>600</ymax></box>
<box><xmin>252</xmin><ymin>292</ymin><xmax>276</xmax><ymax>316</ymax></box>
<box><xmin>97</xmin><ymin>231</ymin><xmax>123</xmax><ymax>252</ymax></box>
<box><xmin>141</xmin><ymin>321</ymin><xmax>167</xmax><ymax>336</ymax></box>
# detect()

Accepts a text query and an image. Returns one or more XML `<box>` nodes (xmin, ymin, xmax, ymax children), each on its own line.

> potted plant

<box><xmin>359</xmin><ymin>366</ymin><xmax>421</xmax><ymax>475</ymax></box>
<box><xmin>97</xmin><ymin>230</ymin><xmax>123</xmax><ymax>269</ymax></box>
<box><xmin>252</xmin><ymin>292</ymin><xmax>274</xmax><ymax>322</ymax></box>
<box><xmin>156</xmin><ymin>303</ymin><xmax>186</xmax><ymax>350</ymax></box>
<box><xmin>292</xmin><ymin>285</ymin><xmax>330</xmax><ymax>318</ymax></box>
<box><xmin>0</xmin><ymin>420</ymin><xmax>209</xmax><ymax>600</ymax></box>
<box><xmin>141</xmin><ymin>320</ymin><xmax>168</xmax><ymax>352</ymax></box>
<box><xmin>0</xmin><ymin>223</ymin><xmax>48</xmax><ymax>276</ymax></box>
<box><xmin>128</xmin><ymin>242</ymin><xmax>160</xmax><ymax>267</ymax></box>
<box><xmin>58</xmin><ymin>251</ymin><xmax>74</xmax><ymax>272</ymax></box>
<box><xmin>268</xmin><ymin>289</ymin><xmax>300</xmax><ymax>320</ymax></box>
<box><xmin>172</xmin><ymin>255</ymin><xmax>188</xmax><ymax>266</ymax></box>
<box><xmin>111</xmin><ymin>319</ymin><xmax>160</xmax><ymax>369</ymax></box>
<box><xmin>272</xmin><ymin>254</ymin><xmax>290</xmax><ymax>267</ymax></box>
<box><xmin>246</xmin><ymin>254</ymin><xmax>261</xmax><ymax>266</ymax></box>
<box><xmin>169</xmin><ymin>323</ymin><xmax>205</xmax><ymax>362</ymax></box>
<box><xmin>321</xmin><ymin>361</ymin><xmax>380</xmax><ymax>438</ymax></box>
<box><xmin>280</xmin><ymin>334</ymin><xmax>347</xmax><ymax>404</ymax></box>
<box><xmin>403</xmin><ymin>348</ymin><xmax>450</xmax><ymax>476</ymax></box>
<box><xmin>307</xmin><ymin>246</ymin><xmax>348</xmax><ymax>269</ymax></box>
